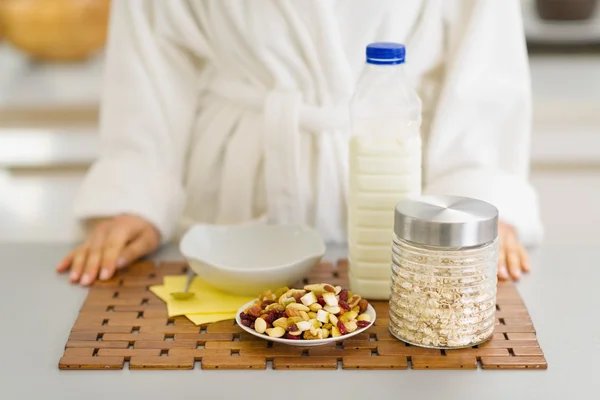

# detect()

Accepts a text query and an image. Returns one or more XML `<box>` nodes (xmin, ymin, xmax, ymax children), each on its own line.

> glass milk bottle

<box><xmin>348</xmin><ymin>42</ymin><xmax>422</xmax><ymax>300</ymax></box>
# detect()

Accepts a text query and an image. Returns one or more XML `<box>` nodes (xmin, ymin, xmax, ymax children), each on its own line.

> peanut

<box><xmin>307</xmin><ymin>312</ymin><xmax>318</xmax><ymax>320</ymax></box>
<box><xmin>286</xmin><ymin>303</ymin><xmax>310</xmax><ymax>312</ymax></box>
<box><xmin>273</xmin><ymin>317</ymin><xmax>289</xmax><ymax>329</ymax></box>
<box><xmin>265</xmin><ymin>303</ymin><xmax>285</xmax><ymax>312</ymax></box>
<box><xmin>324</xmin><ymin>305</ymin><xmax>341</xmax><ymax>315</ymax></box>
<box><xmin>329</xmin><ymin>313</ymin><xmax>339</xmax><ymax>325</ymax></box>
<box><xmin>321</xmin><ymin>328</ymin><xmax>330</xmax><ymax>339</ymax></box>
<box><xmin>331</xmin><ymin>326</ymin><xmax>342</xmax><ymax>337</ymax></box>
<box><xmin>285</xmin><ymin>308</ymin><xmax>301</xmax><ymax>318</ymax></box>
<box><xmin>300</xmin><ymin>311</ymin><xmax>310</xmax><ymax>321</ymax></box>
<box><xmin>265</xmin><ymin>327</ymin><xmax>286</xmax><ymax>338</ymax></box>
<box><xmin>254</xmin><ymin>318</ymin><xmax>267</xmax><ymax>334</ymax></box>
<box><xmin>309</xmin><ymin>303</ymin><xmax>323</xmax><ymax>312</ymax></box>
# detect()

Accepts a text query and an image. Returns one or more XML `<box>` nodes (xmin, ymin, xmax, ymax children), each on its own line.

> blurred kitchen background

<box><xmin>0</xmin><ymin>0</ymin><xmax>599</xmax><ymax>246</ymax></box>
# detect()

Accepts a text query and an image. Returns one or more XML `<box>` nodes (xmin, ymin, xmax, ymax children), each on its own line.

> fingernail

<box><xmin>80</xmin><ymin>274</ymin><xmax>92</xmax><ymax>285</ymax></box>
<box><xmin>116</xmin><ymin>257</ymin><xmax>127</xmax><ymax>268</ymax></box>
<box><xmin>498</xmin><ymin>268</ymin><xmax>508</xmax><ymax>279</ymax></box>
<box><xmin>70</xmin><ymin>271</ymin><xmax>79</xmax><ymax>281</ymax></box>
<box><xmin>99</xmin><ymin>269</ymin><xmax>111</xmax><ymax>281</ymax></box>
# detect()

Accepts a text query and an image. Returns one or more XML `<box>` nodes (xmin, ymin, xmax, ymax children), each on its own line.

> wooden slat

<box><xmin>343</xmin><ymin>356</ymin><xmax>408</xmax><ymax>369</ymax></box>
<box><xmin>129</xmin><ymin>356</ymin><xmax>195</xmax><ymax>370</ymax></box>
<box><xmin>308</xmin><ymin>348</ymin><xmax>371</xmax><ymax>358</ymax></box>
<box><xmin>445</xmin><ymin>348</ymin><xmax>510</xmax><ymax>357</ymax></box>
<box><xmin>65</xmin><ymin>341</ymin><xmax>128</xmax><ymax>349</ymax></box>
<box><xmin>96</xmin><ymin>349</ymin><xmax>161</xmax><ymax>359</ymax></box>
<box><xmin>133</xmin><ymin>340</ymin><xmax>197</xmax><ymax>349</ymax></box>
<box><xmin>481</xmin><ymin>356</ymin><xmax>547</xmax><ymax>369</ymax></box>
<box><xmin>239</xmin><ymin>348</ymin><xmax>303</xmax><ymax>359</ymax></box>
<box><xmin>376</xmin><ymin>344</ymin><xmax>442</xmax><ymax>356</ymax></box>
<box><xmin>102</xmin><ymin>334</ymin><xmax>164</xmax><ymax>343</ymax></box>
<box><xmin>172</xmin><ymin>333</ymin><xmax>234</xmax><ymax>343</ymax></box>
<box><xmin>412</xmin><ymin>355</ymin><xmax>478</xmax><ymax>370</ymax></box>
<box><xmin>506</xmin><ymin>333</ymin><xmax>538</xmax><ymax>341</ymax></box>
<box><xmin>512</xmin><ymin>347</ymin><xmax>545</xmax><ymax>356</ymax></box>
<box><xmin>201</xmin><ymin>356</ymin><xmax>266</xmax><ymax>370</ymax></box>
<box><xmin>206</xmin><ymin>325</ymin><xmax>244</xmax><ymax>334</ymax></box>
<box><xmin>168</xmin><ymin>348</ymin><xmax>231</xmax><ymax>360</ymax></box>
<box><xmin>59</xmin><ymin>356</ymin><xmax>125</xmax><ymax>370</ymax></box>
<box><xmin>479</xmin><ymin>340</ymin><xmax>542</xmax><ymax>349</ymax></box>
<box><xmin>273</xmin><ymin>357</ymin><xmax>338</xmax><ymax>370</ymax></box>
<box><xmin>205</xmin><ymin>341</ymin><xmax>267</xmax><ymax>350</ymax></box>
<box><xmin>63</xmin><ymin>348</ymin><xmax>95</xmax><ymax>357</ymax></box>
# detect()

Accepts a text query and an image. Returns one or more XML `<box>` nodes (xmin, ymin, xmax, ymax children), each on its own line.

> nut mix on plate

<box><xmin>239</xmin><ymin>284</ymin><xmax>372</xmax><ymax>340</ymax></box>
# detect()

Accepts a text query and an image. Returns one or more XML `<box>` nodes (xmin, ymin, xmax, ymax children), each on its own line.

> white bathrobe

<box><xmin>74</xmin><ymin>0</ymin><xmax>543</xmax><ymax>246</ymax></box>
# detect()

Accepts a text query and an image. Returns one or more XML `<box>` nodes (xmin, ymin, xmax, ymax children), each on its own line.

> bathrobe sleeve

<box><xmin>73</xmin><ymin>1</ymin><xmax>204</xmax><ymax>242</ymax></box>
<box><xmin>423</xmin><ymin>0</ymin><xmax>543</xmax><ymax>246</ymax></box>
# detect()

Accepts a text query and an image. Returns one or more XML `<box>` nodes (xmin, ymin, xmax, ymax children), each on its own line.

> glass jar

<box><xmin>389</xmin><ymin>195</ymin><xmax>499</xmax><ymax>349</ymax></box>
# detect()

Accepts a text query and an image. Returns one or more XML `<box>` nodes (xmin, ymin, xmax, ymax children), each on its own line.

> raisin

<box><xmin>241</xmin><ymin>319</ymin><xmax>251</xmax><ymax>327</ymax></box>
<box><xmin>317</xmin><ymin>295</ymin><xmax>326</xmax><ymax>306</ymax></box>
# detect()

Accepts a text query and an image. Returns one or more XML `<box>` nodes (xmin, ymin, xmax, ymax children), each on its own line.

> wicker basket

<box><xmin>0</xmin><ymin>0</ymin><xmax>110</xmax><ymax>62</ymax></box>
<box><xmin>536</xmin><ymin>0</ymin><xmax>598</xmax><ymax>21</ymax></box>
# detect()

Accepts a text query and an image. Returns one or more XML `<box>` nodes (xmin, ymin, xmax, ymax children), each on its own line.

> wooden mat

<box><xmin>58</xmin><ymin>260</ymin><xmax>547</xmax><ymax>370</ymax></box>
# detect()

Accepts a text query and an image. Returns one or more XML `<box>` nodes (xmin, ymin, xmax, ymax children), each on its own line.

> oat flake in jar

<box><xmin>389</xmin><ymin>195</ymin><xmax>499</xmax><ymax>349</ymax></box>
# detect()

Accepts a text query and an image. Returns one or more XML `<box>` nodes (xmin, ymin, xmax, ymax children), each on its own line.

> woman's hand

<box><xmin>56</xmin><ymin>215</ymin><xmax>160</xmax><ymax>286</ymax></box>
<box><xmin>497</xmin><ymin>221</ymin><xmax>530</xmax><ymax>281</ymax></box>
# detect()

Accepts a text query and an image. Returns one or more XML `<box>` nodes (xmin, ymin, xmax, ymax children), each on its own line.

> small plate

<box><xmin>235</xmin><ymin>299</ymin><xmax>377</xmax><ymax>347</ymax></box>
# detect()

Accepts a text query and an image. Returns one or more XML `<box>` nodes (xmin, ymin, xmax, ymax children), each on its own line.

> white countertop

<box><xmin>0</xmin><ymin>242</ymin><xmax>597</xmax><ymax>400</ymax></box>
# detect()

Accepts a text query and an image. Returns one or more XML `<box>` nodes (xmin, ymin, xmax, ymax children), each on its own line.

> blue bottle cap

<box><xmin>366</xmin><ymin>42</ymin><xmax>406</xmax><ymax>65</ymax></box>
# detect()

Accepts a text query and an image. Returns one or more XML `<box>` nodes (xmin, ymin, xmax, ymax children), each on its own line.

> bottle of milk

<box><xmin>348</xmin><ymin>42</ymin><xmax>422</xmax><ymax>300</ymax></box>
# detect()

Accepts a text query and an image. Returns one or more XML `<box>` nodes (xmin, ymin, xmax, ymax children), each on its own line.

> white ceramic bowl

<box><xmin>236</xmin><ymin>300</ymin><xmax>377</xmax><ymax>346</ymax></box>
<box><xmin>179</xmin><ymin>224</ymin><xmax>326</xmax><ymax>296</ymax></box>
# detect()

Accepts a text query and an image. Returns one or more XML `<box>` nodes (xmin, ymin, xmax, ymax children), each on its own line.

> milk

<box><xmin>348</xmin><ymin>42</ymin><xmax>422</xmax><ymax>299</ymax></box>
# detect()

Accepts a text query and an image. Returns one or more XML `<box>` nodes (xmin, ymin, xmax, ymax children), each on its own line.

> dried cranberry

<box><xmin>317</xmin><ymin>295</ymin><xmax>326</xmax><ymax>306</ymax></box>
<box><xmin>356</xmin><ymin>320</ymin><xmax>371</xmax><ymax>328</ymax></box>
<box><xmin>284</xmin><ymin>333</ymin><xmax>300</xmax><ymax>340</ymax></box>
<box><xmin>250</xmin><ymin>321</ymin><xmax>255</xmax><ymax>330</ymax></box>
<box><xmin>337</xmin><ymin>321</ymin><xmax>348</xmax><ymax>335</ymax></box>
<box><xmin>246</xmin><ymin>314</ymin><xmax>257</xmax><ymax>322</ymax></box>
<box><xmin>263</xmin><ymin>313</ymin><xmax>275</xmax><ymax>324</ymax></box>
<box><xmin>339</xmin><ymin>300</ymin><xmax>351</xmax><ymax>312</ymax></box>
<box><xmin>339</xmin><ymin>289</ymin><xmax>349</xmax><ymax>302</ymax></box>
<box><xmin>240</xmin><ymin>312</ymin><xmax>247</xmax><ymax>319</ymax></box>
<box><xmin>241</xmin><ymin>319</ymin><xmax>251</xmax><ymax>327</ymax></box>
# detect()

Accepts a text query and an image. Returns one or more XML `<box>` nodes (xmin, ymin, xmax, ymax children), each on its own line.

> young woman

<box><xmin>57</xmin><ymin>0</ymin><xmax>543</xmax><ymax>286</ymax></box>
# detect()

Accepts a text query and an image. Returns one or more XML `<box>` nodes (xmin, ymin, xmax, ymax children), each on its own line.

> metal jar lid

<box><xmin>394</xmin><ymin>195</ymin><xmax>499</xmax><ymax>248</ymax></box>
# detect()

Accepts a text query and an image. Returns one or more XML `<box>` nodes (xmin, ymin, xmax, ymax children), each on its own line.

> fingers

<box><xmin>519</xmin><ymin>244</ymin><xmax>531</xmax><ymax>273</ymax></box>
<box><xmin>69</xmin><ymin>247</ymin><xmax>89</xmax><ymax>283</ymax></box>
<box><xmin>99</xmin><ymin>225</ymin><xmax>132</xmax><ymax>281</ymax></box>
<box><xmin>80</xmin><ymin>223</ymin><xmax>111</xmax><ymax>286</ymax></box>
<box><xmin>497</xmin><ymin>230</ymin><xmax>509</xmax><ymax>281</ymax></box>
<box><xmin>55</xmin><ymin>215</ymin><xmax>160</xmax><ymax>286</ymax></box>
<box><xmin>56</xmin><ymin>249</ymin><xmax>76</xmax><ymax>273</ymax></box>
<box><xmin>119</xmin><ymin>226</ymin><xmax>160</xmax><ymax>266</ymax></box>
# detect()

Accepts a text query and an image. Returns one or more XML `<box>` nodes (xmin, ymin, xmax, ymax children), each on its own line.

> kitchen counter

<box><xmin>0</xmin><ymin>243</ymin><xmax>597</xmax><ymax>400</ymax></box>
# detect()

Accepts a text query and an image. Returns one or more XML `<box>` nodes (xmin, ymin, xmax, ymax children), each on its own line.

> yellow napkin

<box><xmin>149</xmin><ymin>275</ymin><xmax>256</xmax><ymax>325</ymax></box>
